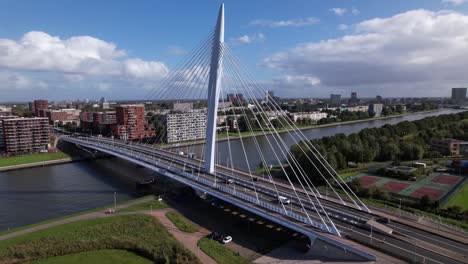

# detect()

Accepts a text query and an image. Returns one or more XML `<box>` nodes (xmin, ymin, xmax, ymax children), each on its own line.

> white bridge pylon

<box><xmin>205</xmin><ymin>3</ymin><xmax>224</xmax><ymax>174</ymax></box>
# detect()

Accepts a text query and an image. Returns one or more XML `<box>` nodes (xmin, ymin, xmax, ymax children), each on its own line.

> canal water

<box><xmin>0</xmin><ymin>109</ymin><xmax>462</xmax><ymax>231</ymax></box>
<box><xmin>0</xmin><ymin>159</ymin><xmax>156</xmax><ymax>231</ymax></box>
<box><xmin>181</xmin><ymin>109</ymin><xmax>464</xmax><ymax>171</ymax></box>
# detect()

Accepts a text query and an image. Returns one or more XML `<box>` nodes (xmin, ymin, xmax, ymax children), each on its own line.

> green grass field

<box><xmin>118</xmin><ymin>199</ymin><xmax>168</xmax><ymax>212</ymax></box>
<box><xmin>446</xmin><ymin>181</ymin><xmax>468</xmax><ymax>210</ymax></box>
<box><xmin>29</xmin><ymin>249</ymin><xmax>152</xmax><ymax>264</ymax></box>
<box><xmin>165</xmin><ymin>211</ymin><xmax>199</xmax><ymax>233</ymax></box>
<box><xmin>0</xmin><ymin>152</ymin><xmax>70</xmax><ymax>167</ymax></box>
<box><xmin>198</xmin><ymin>237</ymin><xmax>251</xmax><ymax>264</ymax></box>
<box><xmin>0</xmin><ymin>214</ymin><xmax>200</xmax><ymax>264</ymax></box>
<box><xmin>0</xmin><ymin>195</ymin><xmax>153</xmax><ymax>236</ymax></box>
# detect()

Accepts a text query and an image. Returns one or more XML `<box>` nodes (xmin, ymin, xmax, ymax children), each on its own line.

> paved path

<box><xmin>148</xmin><ymin>209</ymin><xmax>216</xmax><ymax>264</ymax></box>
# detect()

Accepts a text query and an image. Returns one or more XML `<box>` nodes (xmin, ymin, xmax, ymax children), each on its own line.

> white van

<box><xmin>278</xmin><ymin>196</ymin><xmax>291</xmax><ymax>205</ymax></box>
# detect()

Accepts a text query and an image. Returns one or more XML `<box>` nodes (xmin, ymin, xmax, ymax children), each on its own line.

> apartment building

<box><xmin>113</xmin><ymin>104</ymin><xmax>154</xmax><ymax>140</ymax></box>
<box><xmin>431</xmin><ymin>138</ymin><xmax>468</xmax><ymax>156</ymax></box>
<box><xmin>80</xmin><ymin>111</ymin><xmax>116</xmax><ymax>135</ymax></box>
<box><xmin>289</xmin><ymin>112</ymin><xmax>328</xmax><ymax>122</ymax></box>
<box><xmin>164</xmin><ymin>111</ymin><xmax>206</xmax><ymax>143</ymax></box>
<box><xmin>45</xmin><ymin>109</ymin><xmax>81</xmax><ymax>125</ymax></box>
<box><xmin>2</xmin><ymin>117</ymin><xmax>50</xmax><ymax>154</ymax></box>
<box><xmin>32</xmin><ymin>100</ymin><xmax>48</xmax><ymax>117</ymax></box>
<box><xmin>0</xmin><ymin>115</ymin><xmax>18</xmax><ymax>151</ymax></box>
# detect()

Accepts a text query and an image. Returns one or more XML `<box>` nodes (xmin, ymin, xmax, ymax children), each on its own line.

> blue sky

<box><xmin>1</xmin><ymin>0</ymin><xmax>468</xmax><ymax>101</ymax></box>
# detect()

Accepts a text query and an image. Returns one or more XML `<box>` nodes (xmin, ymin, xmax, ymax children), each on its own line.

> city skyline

<box><xmin>1</xmin><ymin>0</ymin><xmax>468</xmax><ymax>101</ymax></box>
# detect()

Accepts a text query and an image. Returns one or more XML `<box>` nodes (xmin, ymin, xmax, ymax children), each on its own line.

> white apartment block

<box><xmin>164</xmin><ymin>112</ymin><xmax>207</xmax><ymax>143</ymax></box>
<box><xmin>289</xmin><ymin>112</ymin><xmax>328</xmax><ymax>122</ymax></box>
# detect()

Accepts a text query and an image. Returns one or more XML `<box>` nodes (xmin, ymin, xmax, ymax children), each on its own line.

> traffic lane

<box><xmin>389</xmin><ymin>222</ymin><xmax>468</xmax><ymax>255</ymax></box>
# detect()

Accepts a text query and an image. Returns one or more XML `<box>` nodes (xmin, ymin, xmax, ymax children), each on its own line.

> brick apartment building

<box><xmin>0</xmin><ymin>115</ymin><xmax>18</xmax><ymax>151</ymax></box>
<box><xmin>32</xmin><ymin>100</ymin><xmax>48</xmax><ymax>117</ymax></box>
<box><xmin>431</xmin><ymin>138</ymin><xmax>468</xmax><ymax>156</ymax></box>
<box><xmin>2</xmin><ymin>117</ymin><xmax>50</xmax><ymax>154</ymax></box>
<box><xmin>79</xmin><ymin>111</ymin><xmax>116</xmax><ymax>135</ymax></box>
<box><xmin>44</xmin><ymin>109</ymin><xmax>81</xmax><ymax>125</ymax></box>
<box><xmin>113</xmin><ymin>104</ymin><xmax>155</xmax><ymax>140</ymax></box>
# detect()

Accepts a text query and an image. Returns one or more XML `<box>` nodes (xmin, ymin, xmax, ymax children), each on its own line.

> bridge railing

<box><xmin>64</xmin><ymin>137</ymin><xmax>333</xmax><ymax>235</ymax></box>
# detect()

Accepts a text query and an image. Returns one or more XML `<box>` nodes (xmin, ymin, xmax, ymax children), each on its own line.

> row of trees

<box><xmin>288</xmin><ymin>111</ymin><xmax>468</xmax><ymax>185</ymax></box>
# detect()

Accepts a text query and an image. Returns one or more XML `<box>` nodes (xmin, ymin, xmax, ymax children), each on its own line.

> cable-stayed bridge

<box><xmin>61</xmin><ymin>4</ymin><xmax>468</xmax><ymax>263</ymax></box>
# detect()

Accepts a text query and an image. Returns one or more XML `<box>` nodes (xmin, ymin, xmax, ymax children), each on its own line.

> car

<box><xmin>222</xmin><ymin>236</ymin><xmax>232</xmax><ymax>244</ymax></box>
<box><xmin>376</xmin><ymin>217</ymin><xmax>390</xmax><ymax>224</ymax></box>
<box><xmin>278</xmin><ymin>196</ymin><xmax>291</xmax><ymax>205</ymax></box>
<box><xmin>225</xmin><ymin>178</ymin><xmax>234</xmax><ymax>184</ymax></box>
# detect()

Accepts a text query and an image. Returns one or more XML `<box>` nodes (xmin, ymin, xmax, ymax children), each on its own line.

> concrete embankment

<box><xmin>0</xmin><ymin>157</ymin><xmax>83</xmax><ymax>172</ymax></box>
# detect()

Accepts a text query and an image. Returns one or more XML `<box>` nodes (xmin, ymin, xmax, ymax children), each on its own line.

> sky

<box><xmin>1</xmin><ymin>0</ymin><xmax>468</xmax><ymax>101</ymax></box>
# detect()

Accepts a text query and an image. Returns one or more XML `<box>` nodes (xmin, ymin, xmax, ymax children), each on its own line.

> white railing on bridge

<box><xmin>65</xmin><ymin>137</ymin><xmax>331</xmax><ymax>233</ymax></box>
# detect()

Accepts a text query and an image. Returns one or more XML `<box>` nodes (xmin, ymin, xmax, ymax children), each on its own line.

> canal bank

<box><xmin>178</xmin><ymin>109</ymin><xmax>464</xmax><ymax>171</ymax></box>
<box><xmin>166</xmin><ymin>109</ymin><xmax>445</xmax><ymax>149</ymax></box>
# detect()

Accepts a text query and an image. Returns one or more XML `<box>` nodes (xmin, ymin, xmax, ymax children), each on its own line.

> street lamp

<box><xmin>113</xmin><ymin>192</ymin><xmax>117</xmax><ymax>211</ymax></box>
<box><xmin>399</xmin><ymin>198</ymin><xmax>402</xmax><ymax>216</ymax></box>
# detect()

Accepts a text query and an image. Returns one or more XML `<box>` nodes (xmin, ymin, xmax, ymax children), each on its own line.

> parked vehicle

<box><xmin>222</xmin><ymin>236</ymin><xmax>232</xmax><ymax>244</ymax></box>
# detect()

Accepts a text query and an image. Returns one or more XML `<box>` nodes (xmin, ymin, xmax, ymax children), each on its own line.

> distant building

<box><xmin>451</xmin><ymin>88</ymin><xmax>467</xmax><ymax>101</ymax></box>
<box><xmin>431</xmin><ymin>138</ymin><xmax>468</xmax><ymax>156</ymax></box>
<box><xmin>164</xmin><ymin>112</ymin><xmax>206</xmax><ymax>143</ymax></box>
<box><xmin>80</xmin><ymin>111</ymin><xmax>116</xmax><ymax>135</ymax></box>
<box><xmin>0</xmin><ymin>106</ymin><xmax>12</xmax><ymax>117</ymax></box>
<box><xmin>368</xmin><ymin>103</ymin><xmax>383</xmax><ymax>117</ymax></box>
<box><xmin>173</xmin><ymin>102</ymin><xmax>193</xmax><ymax>112</ymax></box>
<box><xmin>33</xmin><ymin>100</ymin><xmax>48</xmax><ymax>117</ymax></box>
<box><xmin>343</xmin><ymin>105</ymin><xmax>369</xmax><ymax>112</ymax></box>
<box><xmin>376</xmin><ymin>95</ymin><xmax>383</xmax><ymax>102</ymax></box>
<box><xmin>45</xmin><ymin>109</ymin><xmax>81</xmax><ymax>125</ymax></box>
<box><xmin>350</xmin><ymin>92</ymin><xmax>358</xmax><ymax>103</ymax></box>
<box><xmin>2</xmin><ymin>117</ymin><xmax>49</xmax><ymax>154</ymax></box>
<box><xmin>289</xmin><ymin>112</ymin><xmax>327</xmax><ymax>122</ymax></box>
<box><xmin>217</xmin><ymin>101</ymin><xmax>233</xmax><ymax>109</ymax></box>
<box><xmin>0</xmin><ymin>115</ymin><xmax>18</xmax><ymax>151</ymax></box>
<box><xmin>113</xmin><ymin>104</ymin><xmax>154</xmax><ymax>140</ymax></box>
<box><xmin>330</xmin><ymin>94</ymin><xmax>341</xmax><ymax>105</ymax></box>
<box><xmin>100</xmin><ymin>97</ymin><xmax>110</xmax><ymax>110</ymax></box>
<box><xmin>227</xmin><ymin>94</ymin><xmax>244</xmax><ymax>106</ymax></box>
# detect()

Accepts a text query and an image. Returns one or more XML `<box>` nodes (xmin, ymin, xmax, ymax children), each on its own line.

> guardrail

<box><xmin>64</xmin><ymin>137</ymin><xmax>335</xmax><ymax>234</ymax></box>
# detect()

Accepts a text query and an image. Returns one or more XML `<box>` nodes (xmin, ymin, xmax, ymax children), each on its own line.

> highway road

<box><xmin>63</xmin><ymin>135</ymin><xmax>468</xmax><ymax>264</ymax></box>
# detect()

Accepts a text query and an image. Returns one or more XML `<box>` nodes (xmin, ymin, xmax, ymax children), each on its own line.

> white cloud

<box><xmin>351</xmin><ymin>7</ymin><xmax>360</xmax><ymax>16</ymax></box>
<box><xmin>250</xmin><ymin>17</ymin><xmax>319</xmax><ymax>27</ymax></box>
<box><xmin>0</xmin><ymin>31</ymin><xmax>168</xmax><ymax>80</ymax></box>
<box><xmin>441</xmin><ymin>0</ymin><xmax>468</xmax><ymax>5</ymax></box>
<box><xmin>330</xmin><ymin>8</ymin><xmax>347</xmax><ymax>16</ymax></box>
<box><xmin>263</xmin><ymin>9</ymin><xmax>468</xmax><ymax>97</ymax></box>
<box><xmin>230</xmin><ymin>33</ymin><xmax>265</xmax><ymax>45</ymax></box>
<box><xmin>167</xmin><ymin>45</ymin><xmax>187</xmax><ymax>56</ymax></box>
<box><xmin>123</xmin><ymin>58</ymin><xmax>168</xmax><ymax>80</ymax></box>
<box><xmin>262</xmin><ymin>75</ymin><xmax>321</xmax><ymax>97</ymax></box>
<box><xmin>0</xmin><ymin>71</ymin><xmax>48</xmax><ymax>91</ymax></box>
<box><xmin>338</xmin><ymin>24</ymin><xmax>349</xmax><ymax>30</ymax></box>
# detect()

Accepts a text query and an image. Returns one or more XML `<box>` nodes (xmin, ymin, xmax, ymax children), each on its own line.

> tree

<box><xmin>379</xmin><ymin>142</ymin><xmax>400</xmax><ymax>161</ymax></box>
<box><xmin>419</xmin><ymin>195</ymin><xmax>431</xmax><ymax>210</ymax></box>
